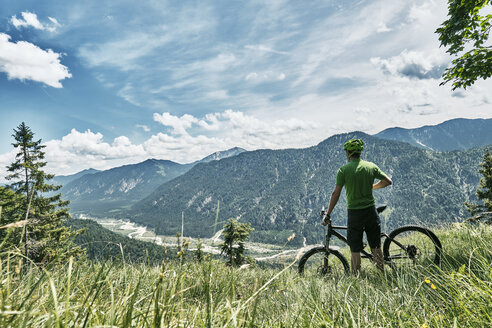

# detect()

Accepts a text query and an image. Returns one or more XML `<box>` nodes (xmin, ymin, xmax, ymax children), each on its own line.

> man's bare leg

<box><xmin>351</xmin><ymin>252</ymin><xmax>361</xmax><ymax>274</ymax></box>
<box><xmin>372</xmin><ymin>247</ymin><xmax>384</xmax><ymax>272</ymax></box>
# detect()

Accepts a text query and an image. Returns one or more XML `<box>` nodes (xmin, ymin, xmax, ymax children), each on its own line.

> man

<box><xmin>322</xmin><ymin>138</ymin><xmax>392</xmax><ymax>273</ymax></box>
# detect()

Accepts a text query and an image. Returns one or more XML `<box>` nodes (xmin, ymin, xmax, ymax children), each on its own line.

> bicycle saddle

<box><xmin>376</xmin><ymin>205</ymin><xmax>387</xmax><ymax>213</ymax></box>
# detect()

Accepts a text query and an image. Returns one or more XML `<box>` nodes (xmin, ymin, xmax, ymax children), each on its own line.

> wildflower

<box><xmin>431</xmin><ymin>284</ymin><xmax>437</xmax><ymax>290</ymax></box>
<box><xmin>424</xmin><ymin>278</ymin><xmax>431</xmax><ymax>284</ymax></box>
<box><xmin>420</xmin><ymin>324</ymin><xmax>428</xmax><ymax>328</ymax></box>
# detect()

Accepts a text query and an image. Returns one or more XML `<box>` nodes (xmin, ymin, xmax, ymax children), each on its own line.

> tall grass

<box><xmin>0</xmin><ymin>223</ymin><xmax>491</xmax><ymax>327</ymax></box>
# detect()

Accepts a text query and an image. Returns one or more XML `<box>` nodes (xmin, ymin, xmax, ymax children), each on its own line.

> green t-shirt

<box><xmin>336</xmin><ymin>159</ymin><xmax>387</xmax><ymax>210</ymax></box>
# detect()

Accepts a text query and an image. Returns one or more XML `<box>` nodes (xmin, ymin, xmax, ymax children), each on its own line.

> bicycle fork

<box><xmin>323</xmin><ymin>225</ymin><xmax>333</xmax><ymax>270</ymax></box>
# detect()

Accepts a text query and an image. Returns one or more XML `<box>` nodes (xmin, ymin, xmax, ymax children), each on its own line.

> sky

<box><xmin>0</xmin><ymin>0</ymin><xmax>491</xmax><ymax>179</ymax></box>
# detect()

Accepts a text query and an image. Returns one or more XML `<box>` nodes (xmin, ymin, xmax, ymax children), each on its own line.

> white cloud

<box><xmin>148</xmin><ymin>110</ymin><xmax>318</xmax><ymax>161</ymax></box>
<box><xmin>371</xmin><ymin>49</ymin><xmax>447</xmax><ymax>80</ymax></box>
<box><xmin>48</xmin><ymin>17</ymin><xmax>61</xmax><ymax>27</ymax></box>
<box><xmin>161</xmin><ymin>109</ymin><xmax>318</xmax><ymax>149</ymax></box>
<box><xmin>11</xmin><ymin>12</ymin><xmax>60</xmax><ymax>32</ymax></box>
<box><xmin>205</xmin><ymin>90</ymin><xmax>228</xmax><ymax>100</ymax></box>
<box><xmin>153</xmin><ymin>112</ymin><xmax>199</xmax><ymax>136</ymax></box>
<box><xmin>136</xmin><ymin>124</ymin><xmax>150</xmax><ymax>132</ymax></box>
<box><xmin>408</xmin><ymin>2</ymin><xmax>434</xmax><ymax>24</ymax></box>
<box><xmin>0</xmin><ymin>149</ymin><xmax>16</xmax><ymax>183</ymax></box>
<box><xmin>79</xmin><ymin>31</ymin><xmax>171</xmax><ymax>70</ymax></box>
<box><xmin>41</xmin><ymin>129</ymin><xmax>146</xmax><ymax>172</ymax></box>
<box><xmin>376</xmin><ymin>22</ymin><xmax>392</xmax><ymax>33</ymax></box>
<box><xmin>0</xmin><ymin>33</ymin><xmax>71</xmax><ymax>88</ymax></box>
<box><xmin>11</xmin><ymin>12</ymin><xmax>44</xmax><ymax>30</ymax></box>
<box><xmin>117</xmin><ymin>84</ymin><xmax>141</xmax><ymax>106</ymax></box>
<box><xmin>79</xmin><ymin>3</ymin><xmax>216</xmax><ymax>70</ymax></box>
<box><xmin>244</xmin><ymin>44</ymin><xmax>288</xmax><ymax>55</ymax></box>
<box><xmin>245</xmin><ymin>71</ymin><xmax>286</xmax><ymax>82</ymax></box>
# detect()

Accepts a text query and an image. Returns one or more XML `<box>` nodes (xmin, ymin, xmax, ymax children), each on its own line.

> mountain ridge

<box><xmin>375</xmin><ymin>118</ymin><xmax>492</xmax><ymax>151</ymax></box>
<box><xmin>60</xmin><ymin>147</ymin><xmax>246</xmax><ymax>214</ymax></box>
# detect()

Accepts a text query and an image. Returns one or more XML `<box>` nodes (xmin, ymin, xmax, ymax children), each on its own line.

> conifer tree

<box><xmin>466</xmin><ymin>148</ymin><xmax>492</xmax><ymax>218</ymax></box>
<box><xmin>4</xmin><ymin>122</ymin><xmax>82</xmax><ymax>264</ymax></box>
<box><xmin>0</xmin><ymin>186</ymin><xmax>25</xmax><ymax>246</ymax></box>
<box><xmin>220</xmin><ymin>218</ymin><xmax>253</xmax><ymax>266</ymax></box>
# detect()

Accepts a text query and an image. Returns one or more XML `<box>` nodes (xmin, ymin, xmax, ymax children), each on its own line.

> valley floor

<box><xmin>77</xmin><ymin>213</ymin><xmax>305</xmax><ymax>262</ymax></box>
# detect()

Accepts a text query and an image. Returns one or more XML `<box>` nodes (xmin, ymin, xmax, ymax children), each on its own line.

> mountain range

<box><xmin>59</xmin><ymin>147</ymin><xmax>245</xmax><ymax>214</ymax></box>
<box><xmin>56</xmin><ymin>118</ymin><xmax>491</xmax><ymax>246</ymax></box>
<box><xmin>51</xmin><ymin>168</ymin><xmax>100</xmax><ymax>187</ymax></box>
<box><xmin>375</xmin><ymin>118</ymin><xmax>492</xmax><ymax>151</ymax></box>
<box><xmin>126</xmin><ymin>131</ymin><xmax>487</xmax><ymax>246</ymax></box>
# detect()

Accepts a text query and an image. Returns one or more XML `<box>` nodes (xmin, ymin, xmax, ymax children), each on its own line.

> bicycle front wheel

<box><xmin>383</xmin><ymin>225</ymin><xmax>442</xmax><ymax>268</ymax></box>
<box><xmin>298</xmin><ymin>246</ymin><xmax>350</xmax><ymax>277</ymax></box>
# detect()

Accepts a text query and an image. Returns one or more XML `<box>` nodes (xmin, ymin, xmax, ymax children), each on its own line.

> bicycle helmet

<box><xmin>343</xmin><ymin>139</ymin><xmax>364</xmax><ymax>154</ymax></box>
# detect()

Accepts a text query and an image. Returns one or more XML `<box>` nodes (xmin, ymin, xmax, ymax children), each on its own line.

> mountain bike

<box><xmin>298</xmin><ymin>205</ymin><xmax>442</xmax><ymax>276</ymax></box>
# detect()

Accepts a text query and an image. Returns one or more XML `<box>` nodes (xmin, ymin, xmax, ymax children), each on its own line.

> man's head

<box><xmin>343</xmin><ymin>138</ymin><xmax>364</xmax><ymax>159</ymax></box>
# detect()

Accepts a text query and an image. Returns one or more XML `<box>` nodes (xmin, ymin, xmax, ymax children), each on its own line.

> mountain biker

<box><xmin>322</xmin><ymin>138</ymin><xmax>392</xmax><ymax>274</ymax></box>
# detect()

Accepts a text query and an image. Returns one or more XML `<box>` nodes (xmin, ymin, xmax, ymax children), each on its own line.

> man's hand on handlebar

<box><xmin>320</xmin><ymin>210</ymin><xmax>331</xmax><ymax>226</ymax></box>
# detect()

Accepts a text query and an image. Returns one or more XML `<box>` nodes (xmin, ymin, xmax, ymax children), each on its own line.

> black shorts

<box><xmin>347</xmin><ymin>206</ymin><xmax>381</xmax><ymax>252</ymax></box>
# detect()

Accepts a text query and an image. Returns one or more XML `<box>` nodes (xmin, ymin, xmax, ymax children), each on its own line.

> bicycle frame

<box><xmin>324</xmin><ymin>220</ymin><xmax>394</xmax><ymax>261</ymax></box>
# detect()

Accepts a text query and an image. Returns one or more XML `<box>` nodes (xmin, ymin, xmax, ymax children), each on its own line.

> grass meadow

<box><xmin>0</xmin><ymin>223</ymin><xmax>491</xmax><ymax>327</ymax></box>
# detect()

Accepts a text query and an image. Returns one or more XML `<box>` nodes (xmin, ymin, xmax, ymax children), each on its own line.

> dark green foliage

<box><xmin>66</xmin><ymin>218</ymin><xmax>172</xmax><ymax>265</ymax></box>
<box><xmin>220</xmin><ymin>218</ymin><xmax>253</xmax><ymax>266</ymax></box>
<box><xmin>128</xmin><ymin>132</ymin><xmax>487</xmax><ymax>246</ymax></box>
<box><xmin>0</xmin><ymin>187</ymin><xmax>24</xmax><ymax>246</ymax></box>
<box><xmin>3</xmin><ymin>122</ymin><xmax>82</xmax><ymax>264</ymax></box>
<box><xmin>436</xmin><ymin>0</ymin><xmax>492</xmax><ymax>89</ymax></box>
<box><xmin>466</xmin><ymin>148</ymin><xmax>492</xmax><ymax>218</ymax></box>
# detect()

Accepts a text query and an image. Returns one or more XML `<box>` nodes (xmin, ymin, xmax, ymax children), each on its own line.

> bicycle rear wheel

<box><xmin>298</xmin><ymin>246</ymin><xmax>350</xmax><ymax>277</ymax></box>
<box><xmin>383</xmin><ymin>225</ymin><xmax>442</xmax><ymax>268</ymax></box>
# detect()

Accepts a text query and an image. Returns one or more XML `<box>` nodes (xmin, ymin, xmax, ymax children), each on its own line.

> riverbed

<box><xmin>76</xmin><ymin>214</ymin><xmax>313</xmax><ymax>261</ymax></box>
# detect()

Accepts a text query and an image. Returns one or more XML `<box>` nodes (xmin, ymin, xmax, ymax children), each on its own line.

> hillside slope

<box><xmin>375</xmin><ymin>118</ymin><xmax>492</xmax><ymax>151</ymax></box>
<box><xmin>128</xmin><ymin>132</ymin><xmax>487</xmax><ymax>245</ymax></box>
<box><xmin>61</xmin><ymin>159</ymin><xmax>191</xmax><ymax>214</ymax></box>
<box><xmin>67</xmin><ymin>218</ymin><xmax>170</xmax><ymax>264</ymax></box>
<box><xmin>60</xmin><ymin>147</ymin><xmax>246</xmax><ymax>215</ymax></box>
<box><xmin>51</xmin><ymin>168</ymin><xmax>100</xmax><ymax>187</ymax></box>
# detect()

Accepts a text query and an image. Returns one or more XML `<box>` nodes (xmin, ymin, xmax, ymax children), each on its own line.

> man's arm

<box><xmin>327</xmin><ymin>185</ymin><xmax>343</xmax><ymax>215</ymax></box>
<box><xmin>322</xmin><ymin>185</ymin><xmax>342</xmax><ymax>226</ymax></box>
<box><xmin>373</xmin><ymin>176</ymin><xmax>392</xmax><ymax>189</ymax></box>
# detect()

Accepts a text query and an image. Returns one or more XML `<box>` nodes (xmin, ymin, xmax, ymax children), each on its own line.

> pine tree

<box><xmin>220</xmin><ymin>218</ymin><xmax>253</xmax><ymax>266</ymax></box>
<box><xmin>0</xmin><ymin>186</ymin><xmax>25</xmax><ymax>247</ymax></box>
<box><xmin>4</xmin><ymin>122</ymin><xmax>83</xmax><ymax>264</ymax></box>
<box><xmin>466</xmin><ymin>148</ymin><xmax>492</xmax><ymax>219</ymax></box>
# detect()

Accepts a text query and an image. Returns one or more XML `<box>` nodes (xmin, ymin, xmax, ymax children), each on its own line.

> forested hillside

<box><xmin>67</xmin><ymin>218</ymin><xmax>171</xmax><ymax>265</ymax></box>
<box><xmin>127</xmin><ymin>132</ymin><xmax>487</xmax><ymax>245</ymax></box>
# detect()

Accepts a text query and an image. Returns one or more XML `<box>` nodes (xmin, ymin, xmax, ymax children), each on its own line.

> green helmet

<box><xmin>344</xmin><ymin>139</ymin><xmax>364</xmax><ymax>153</ymax></box>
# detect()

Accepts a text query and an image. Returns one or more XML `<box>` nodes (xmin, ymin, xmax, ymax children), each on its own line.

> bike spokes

<box><xmin>300</xmin><ymin>250</ymin><xmax>347</xmax><ymax>278</ymax></box>
<box><xmin>386</xmin><ymin>230</ymin><xmax>440</xmax><ymax>267</ymax></box>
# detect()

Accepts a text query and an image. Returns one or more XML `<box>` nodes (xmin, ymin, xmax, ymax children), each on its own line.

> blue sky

<box><xmin>0</xmin><ymin>0</ymin><xmax>491</xmax><ymax>177</ymax></box>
